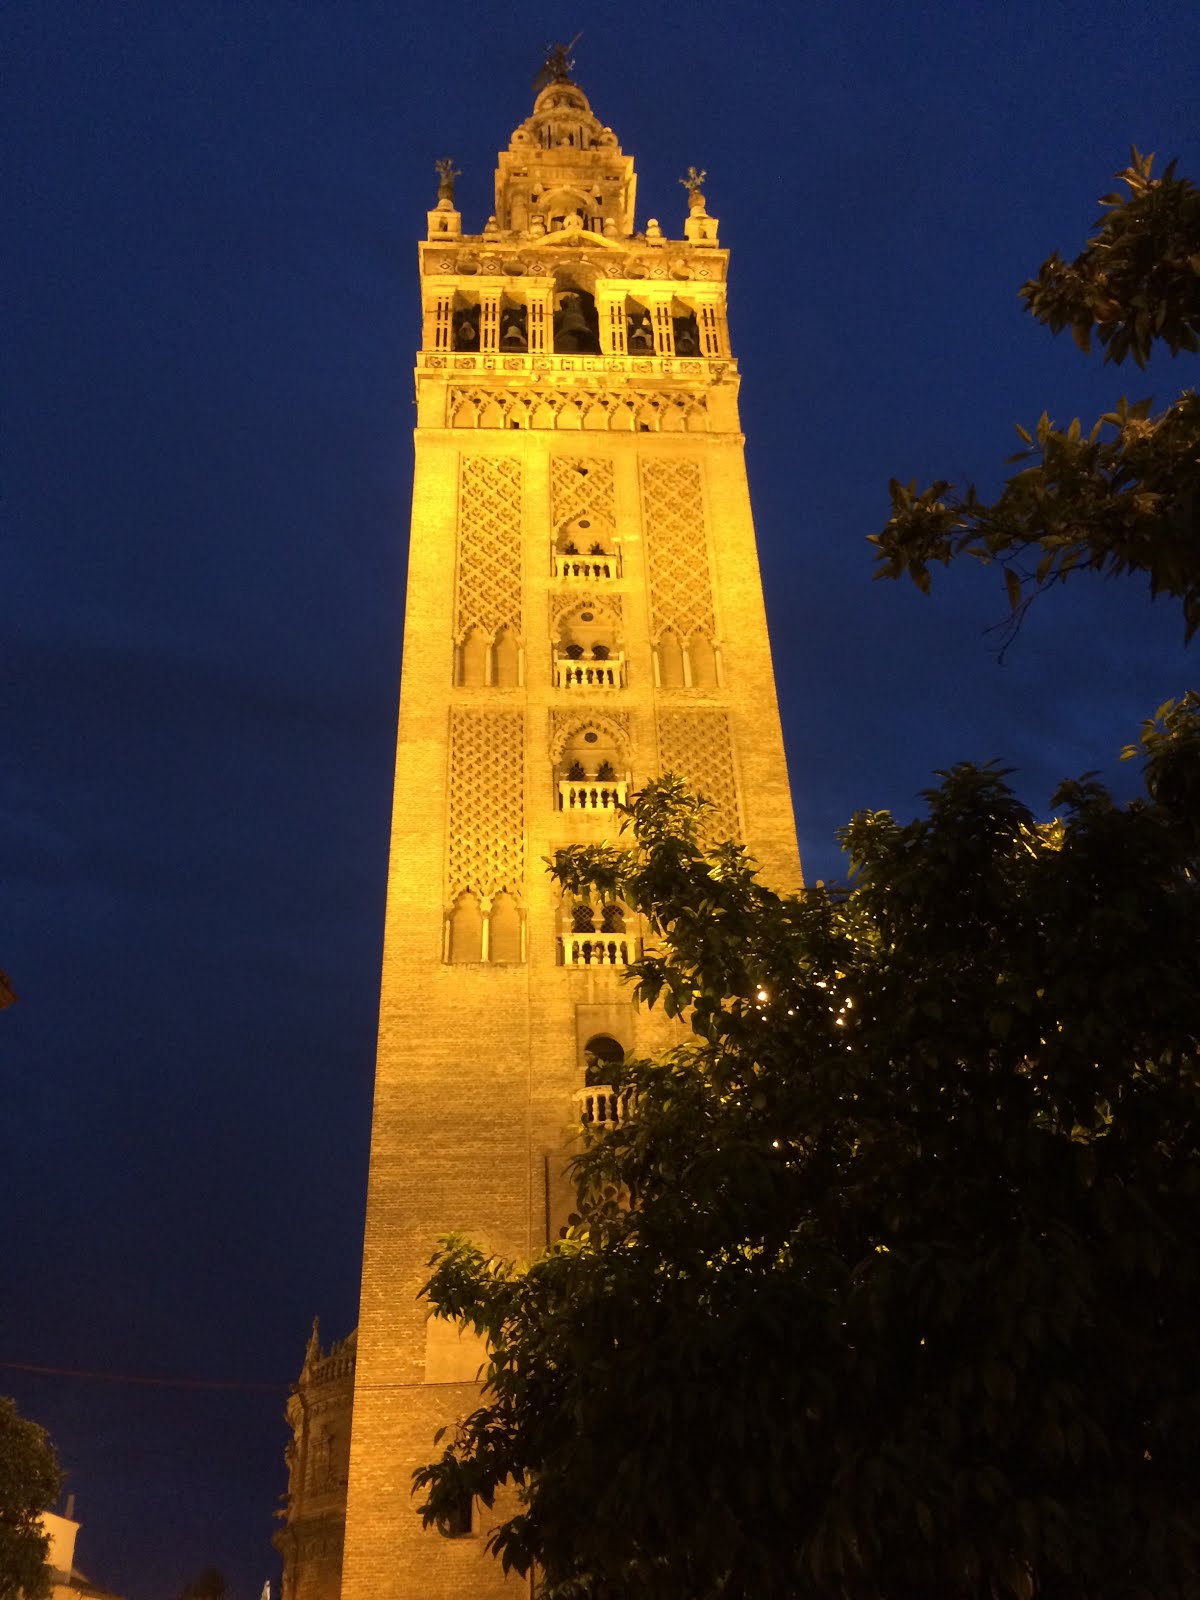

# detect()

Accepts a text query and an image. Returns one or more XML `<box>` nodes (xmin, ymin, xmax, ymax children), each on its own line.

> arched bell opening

<box><xmin>626</xmin><ymin>297</ymin><xmax>655</xmax><ymax>355</ymax></box>
<box><xmin>451</xmin><ymin>293</ymin><xmax>481</xmax><ymax>352</ymax></box>
<box><xmin>553</xmin><ymin>282</ymin><xmax>601</xmax><ymax>354</ymax></box>
<box><xmin>671</xmin><ymin>297</ymin><xmax>701</xmax><ymax>357</ymax></box>
<box><xmin>498</xmin><ymin>296</ymin><xmax>528</xmax><ymax>353</ymax></box>
<box><xmin>447</xmin><ymin>892</ymin><xmax>483</xmax><ymax>963</ymax></box>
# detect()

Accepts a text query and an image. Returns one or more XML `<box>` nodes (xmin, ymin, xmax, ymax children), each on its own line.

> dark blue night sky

<box><xmin>3</xmin><ymin>5</ymin><xmax>1196</xmax><ymax>1599</ymax></box>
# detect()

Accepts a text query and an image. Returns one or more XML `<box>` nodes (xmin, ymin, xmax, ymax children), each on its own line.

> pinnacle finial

<box><xmin>680</xmin><ymin>166</ymin><xmax>708</xmax><ymax>211</ymax></box>
<box><xmin>533</xmin><ymin>33</ymin><xmax>581</xmax><ymax>93</ymax></box>
<box><xmin>434</xmin><ymin>158</ymin><xmax>460</xmax><ymax>206</ymax></box>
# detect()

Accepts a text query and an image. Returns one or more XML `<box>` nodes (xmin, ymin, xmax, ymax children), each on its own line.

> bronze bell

<box><xmin>628</xmin><ymin>317</ymin><xmax>654</xmax><ymax>353</ymax></box>
<box><xmin>499</xmin><ymin>315</ymin><xmax>527</xmax><ymax>351</ymax></box>
<box><xmin>555</xmin><ymin>298</ymin><xmax>591</xmax><ymax>352</ymax></box>
<box><xmin>675</xmin><ymin>325</ymin><xmax>700</xmax><ymax>356</ymax></box>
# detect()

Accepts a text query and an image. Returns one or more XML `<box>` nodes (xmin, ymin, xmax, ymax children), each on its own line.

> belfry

<box><xmin>276</xmin><ymin>49</ymin><xmax>800</xmax><ymax>1600</ymax></box>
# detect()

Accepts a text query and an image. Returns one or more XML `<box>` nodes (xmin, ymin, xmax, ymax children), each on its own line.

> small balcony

<box><xmin>575</xmin><ymin>1085</ymin><xmax>638</xmax><ymax>1129</ymax></box>
<box><xmin>558</xmin><ymin>777</ymin><xmax>629</xmax><ymax>813</ymax></box>
<box><xmin>554</xmin><ymin>551</ymin><xmax>620</xmax><ymax>582</ymax></box>
<box><xmin>559</xmin><ymin>933</ymin><xmax>640</xmax><ymax>968</ymax></box>
<box><xmin>555</xmin><ymin>652</ymin><xmax>625</xmax><ymax>690</ymax></box>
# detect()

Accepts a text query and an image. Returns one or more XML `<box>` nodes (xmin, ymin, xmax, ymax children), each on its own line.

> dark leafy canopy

<box><xmin>416</xmin><ymin>728</ymin><xmax>1200</xmax><ymax>1600</ymax></box>
<box><xmin>0</xmin><ymin>1396</ymin><xmax>64</xmax><ymax>1600</ymax></box>
<box><xmin>179</xmin><ymin>1570</ymin><xmax>227</xmax><ymax>1600</ymax></box>
<box><xmin>870</xmin><ymin>152</ymin><xmax>1200</xmax><ymax>640</ymax></box>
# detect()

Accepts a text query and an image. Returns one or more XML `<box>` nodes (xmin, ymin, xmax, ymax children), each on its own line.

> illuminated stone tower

<box><xmin>340</xmin><ymin>55</ymin><xmax>801</xmax><ymax>1600</ymax></box>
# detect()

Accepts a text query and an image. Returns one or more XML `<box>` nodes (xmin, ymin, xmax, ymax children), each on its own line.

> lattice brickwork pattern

<box><xmin>550</xmin><ymin>455</ymin><xmax>616</xmax><ymax>536</ymax></box>
<box><xmin>657</xmin><ymin>710</ymin><xmax>740</xmax><ymax>843</ymax></box>
<box><xmin>446</xmin><ymin>710</ymin><xmax>525</xmax><ymax>899</ymax></box>
<box><xmin>639</xmin><ymin>459</ymin><xmax>716</xmax><ymax>640</ymax></box>
<box><xmin>454</xmin><ymin>456</ymin><xmax>522</xmax><ymax>643</ymax></box>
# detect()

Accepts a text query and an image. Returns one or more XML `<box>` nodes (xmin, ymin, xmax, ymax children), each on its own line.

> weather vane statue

<box><xmin>680</xmin><ymin>165</ymin><xmax>708</xmax><ymax>211</ymax></box>
<box><xmin>434</xmin><ymin>157</ymin><xmax>460</xmax><ymax>205</ymax></box>
<box><xmin>533</xmin><ymin>33</ymin><xmax>581</xmax><ymax>92</ymax></box>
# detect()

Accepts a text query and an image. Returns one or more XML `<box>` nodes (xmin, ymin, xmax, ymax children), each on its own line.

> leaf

<box><xmin>1005</xmin><ymin>569</ymin><xmax>1022</xmax><ymax>612</ymax></box>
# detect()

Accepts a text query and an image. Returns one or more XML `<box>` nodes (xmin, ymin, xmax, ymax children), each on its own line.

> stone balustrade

<box><xmin>555</xmin><ymin>653</ymin><xmax>624</xmax><ymax>689</ymax></box>
<box><xmin>560</xmin><ymin>933</ymin><xmax>640</xmax><ymax>968</ymax></box>
<box><xmin>555</xmin><ymin>552</ymin><xmax>619</xmax><ymax>581</ymax></box>
<box><xmin>558</xmin><ymin>778</ymin><xmax>628</xmax><ymax>812</ymax></box>
<box><xmin>575</xmin><ymin>1085</ymin><xmax>638</xmax><ymax>1129</ymax></box>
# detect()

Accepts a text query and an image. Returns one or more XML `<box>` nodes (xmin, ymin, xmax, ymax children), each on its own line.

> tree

<box><xmin>416</xmin><ymin>749</ymin><xmax>1200</xmax><ymax>1600</ymax></box>
<box><xmin>178</xmin><ymin>1569</ymin><xmax>227</xmax><ymax>1600</ymax></box>
<box><xmin>0</xmin><ymin>1396</ymin><xmax>64</xmax><ymax>1600</ymax></box>
<box><xmin>413</xmin><ymin>158</ymin><xmax>1200</xmax><ymax>1597</ymax></box>
<box><xmin>869</xmin><ymin>150</ymin><xmax>1200</xmax><ymax>639</ymax></box>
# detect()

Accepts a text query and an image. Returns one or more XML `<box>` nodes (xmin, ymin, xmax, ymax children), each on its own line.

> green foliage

<box><xmin>1020</xmin><ymin>149</ymin><xmax>1200</xmax><ymax>366</ymax></box>
<box><xmin>0</xmin><ymin>1396</ymin><xmax>64</xmax><ymax>1600</ymax></box>
<box><xmin>869</xmin><ymin>152</ymin><xmax>1200</xmax><ymax>640</ymax></box>
<box><xmin>416</xmin><ymin>758</ymin><xmax>1200</xmax><ymax>1599</ymax></box>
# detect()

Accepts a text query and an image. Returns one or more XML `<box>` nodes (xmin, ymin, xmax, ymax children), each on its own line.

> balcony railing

<box><xmin>555</xmin><ymin>553</ymin><xmax>619</xmax><ymax>581</ymax></box>
<box><xmin>558</xmin><ymin>778</ymin><xmax>629</xmax><ymax>812</ymax></box>
<box><xmin>560</xmin><ymin>933</ymin><xmax>640</xmax><ymax>968</ymax></box>
<box><xmin>555</xmin><ymin>653</ymin><xmax>625</xmax><ymax>689</ymax></box>
<box><xmin>575</xmin><ymin>1085</ymin><xmax>638</xmax><ymax>1129</ymax></box>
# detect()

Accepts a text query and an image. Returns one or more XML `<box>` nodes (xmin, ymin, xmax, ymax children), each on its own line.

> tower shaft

<box><xmin>341</xmin><ymin>73</ymin><xmax>800</xmax><ymax>1600</ymax></box>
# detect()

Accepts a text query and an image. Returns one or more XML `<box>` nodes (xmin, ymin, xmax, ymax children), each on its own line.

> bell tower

<box><xmin>340</xmin><ymin>52</ymin><xmax>800</xmax><ymax>1600</ymax></box>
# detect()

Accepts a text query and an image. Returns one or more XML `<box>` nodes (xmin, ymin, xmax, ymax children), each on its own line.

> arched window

<box><xmin>583</xmin><ymin>1033</ymin><xmax>624</xmax><ymax>1086</ymax></box>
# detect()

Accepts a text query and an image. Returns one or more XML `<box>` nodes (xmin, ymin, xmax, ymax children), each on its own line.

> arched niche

<box><xmin>493</xmin><ymin>628</ymin><xmax>521</xmax><ymax>689</ymax></box>
<box><xmin>458</xmin><ymin>627</ymin><xmax>488</xmax><ymax>687</ymax></box>
<box><xmin>489</xmin><ymin>893</ymin><xmax>522</xmax><ymax>964</ymax></box>
<box><xmin>687</xmin><ymin>630</ymin><xmax>719</xmax><ymax>690</ymax></box>
<box><xmin>448</xmin><ymin>892</ymin><xmax>483</xmax><ymax>963</ymax></box>
<box><xmin>656</xmin><ymin>629</ymin><xmax>685</xmax><ymax>688</ymax></box>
